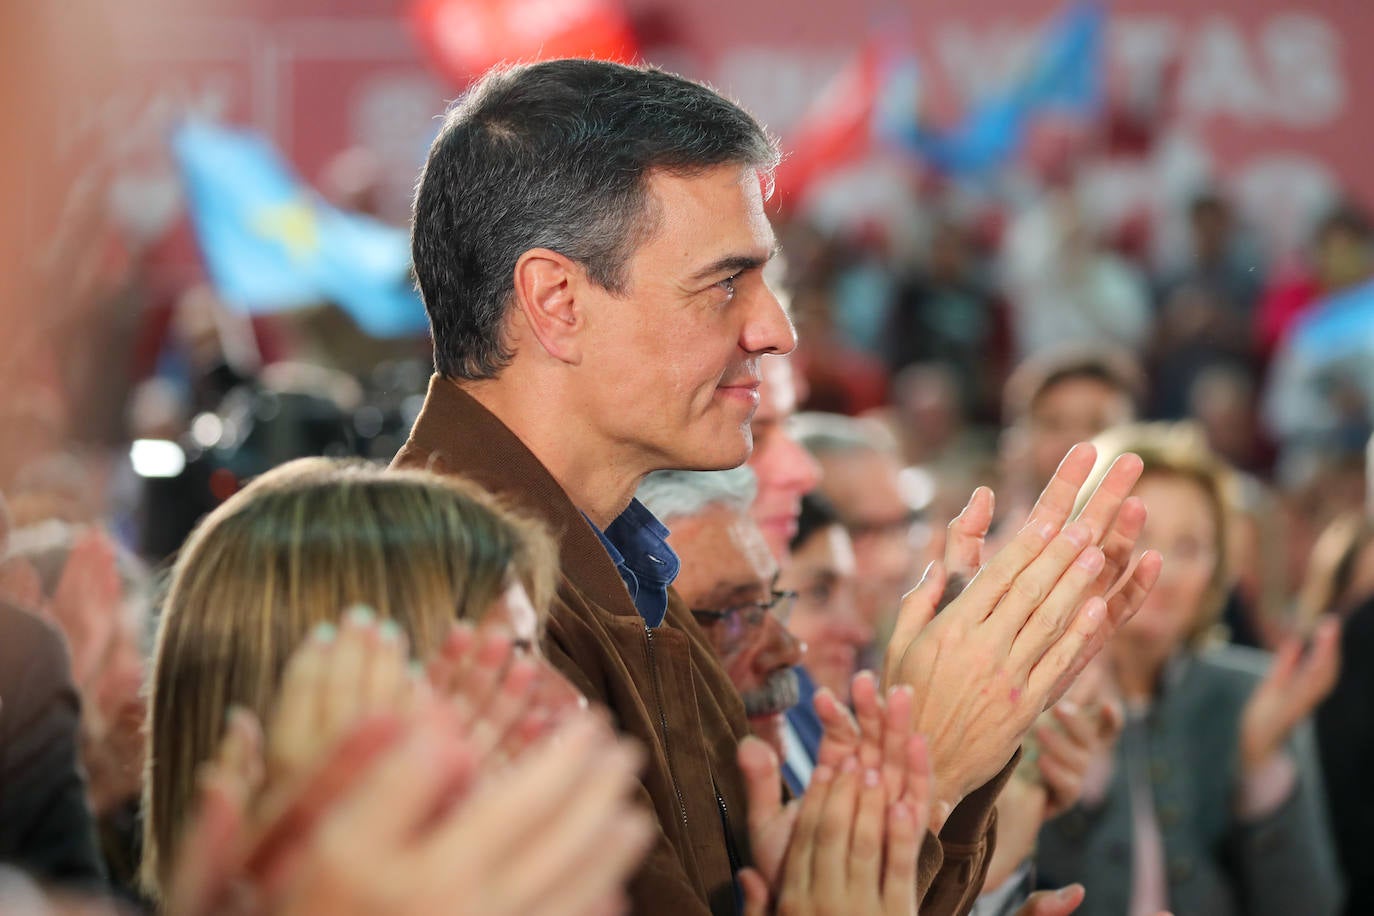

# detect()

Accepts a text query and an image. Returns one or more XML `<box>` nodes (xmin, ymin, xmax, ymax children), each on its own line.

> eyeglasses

<box><xmin>690</xmin><ymin>590</ymin><xmax>798</xmax><ymax>644</ymax></box>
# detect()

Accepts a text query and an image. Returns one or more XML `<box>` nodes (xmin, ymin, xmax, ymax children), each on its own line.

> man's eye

<box><xmin>716</xmin><ymin>274</ymin><xmax>738</xmax><ymax>297</ymax></box>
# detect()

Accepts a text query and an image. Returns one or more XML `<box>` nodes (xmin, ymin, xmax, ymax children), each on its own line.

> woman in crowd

<box><xmin>142</xmin><ymin>458</ymin><xmax>588</xmax><ymax>898</ymax></box>
<box><xmin>1036</xmin><ymin>423</ymin><xmax>1343</xmax><ymax>916</ymax></box>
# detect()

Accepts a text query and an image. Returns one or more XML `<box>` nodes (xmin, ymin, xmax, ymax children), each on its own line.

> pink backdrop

<box><xmin>75</xmin><ymin>0</ymin><xmax>1374</xmax><ymax>256</ymax></box>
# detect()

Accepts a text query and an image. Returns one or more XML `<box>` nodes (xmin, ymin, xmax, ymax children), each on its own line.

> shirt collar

<box><xmin>585</xmin><ymin>499</ymin><xmax>680</xmax><ymax>628</ymax></box>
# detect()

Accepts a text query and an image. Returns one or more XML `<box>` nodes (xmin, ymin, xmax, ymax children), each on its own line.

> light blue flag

<box><xmin>171</xmin><ymin>120</ymin><xmax>429</xmax><ymax>338</ymax></box>
<box><xmin>879</xmin><ymin>1</ymin><xmax>1103</xmax><ymax>176</ymax></box>
<box><xmin>1291</xmin><ymin>278</ymin><xmax>1374</xmax><ymax>364</ymax></box>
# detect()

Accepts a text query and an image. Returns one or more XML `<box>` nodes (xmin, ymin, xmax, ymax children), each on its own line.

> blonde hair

<box><xmin>1079</xmin><ymin>422</ymin><xmax>1235</xmax><ymax>647</ymax></box>
<box><xmin>141</xmin><ymin>458</ymin><xmax>556</xmax><ymax>893</ymax></box>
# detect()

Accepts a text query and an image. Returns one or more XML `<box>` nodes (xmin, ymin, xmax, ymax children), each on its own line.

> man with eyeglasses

<box><xmin>792</xmin><ymin>412</ymin><xmax>923</xmax><ymax>667</ymax></box>
<box><xmin>638</xmin><ymin>467</ymin><xmax>804</xmax><ymax>757</ymax></box>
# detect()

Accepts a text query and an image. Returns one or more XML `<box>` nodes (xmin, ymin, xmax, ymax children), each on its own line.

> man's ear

<box><xmin>511</xmin><ymin>248</ymin><xmax>585</xmax><ymax>365</ymax></box>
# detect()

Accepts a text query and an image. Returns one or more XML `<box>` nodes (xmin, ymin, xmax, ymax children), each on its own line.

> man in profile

<box><xmin>395</xmin><ymin>58</ymin><xmax>1156</xmax><ymax>915</ymax></box>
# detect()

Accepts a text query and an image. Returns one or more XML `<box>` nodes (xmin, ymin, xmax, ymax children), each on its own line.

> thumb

<box><xmin>738</xmin><ymin>867</ymin><xmax>772</xmax><ymax>916</ymax></box>
<box><xmin>737</xmin><ymin>736</ymin><xmax>783</xmax><ymax>834</ymax></box>
<box><xmin>1017</xmin><ymin>884</ymin><xmax>1086</xmax><ymax>916</ymax></box>
<box><xmin>885</xmin><ymin>561</ymin><xmax>946</xmax><ymax>684</ymax></box>
<box><xmin>946</xmin><ymin>486</ymin><xmax>994</xmax><ymax>577</ymax></box>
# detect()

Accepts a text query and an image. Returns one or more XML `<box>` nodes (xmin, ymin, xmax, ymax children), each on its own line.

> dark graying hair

<box><xmin>412</xmin><ymin>59</ymin><xmax>781</xmax><ymax>380</ymax></box>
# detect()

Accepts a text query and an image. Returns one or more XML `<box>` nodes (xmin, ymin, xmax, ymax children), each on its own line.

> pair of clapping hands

<box><xmin>167</xmin><ymin>610</ymin><xmax>650</xmax><ymax>916</ymax></box>
<box><xmin>732</xmin><ymin>444</ymin><xmax>1165</xmax><ymax>915</ymax></box>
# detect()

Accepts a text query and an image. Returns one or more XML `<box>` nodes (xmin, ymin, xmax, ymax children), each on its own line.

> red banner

<box><xmin>409</xmin><ymin>0</ymin><xmax>639</xmax><ymax>86</ymax></box>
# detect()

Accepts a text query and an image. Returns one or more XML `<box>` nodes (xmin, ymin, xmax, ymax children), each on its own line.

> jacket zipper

<box><xmin>716</xmin><ymin>788</ymin><xmax>742</xmax><ymax>874</ymax></box>
<box><xmin>645</xmin><ymin>624</ymin><xmax>689</xmax><ymax>827</ymax></box>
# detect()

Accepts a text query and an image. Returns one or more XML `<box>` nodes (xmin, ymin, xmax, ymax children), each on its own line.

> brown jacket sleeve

<box><xmin>917</xmin><ymin>752</ymin><xmax>1020</xmax><ymax>916</ymax></box>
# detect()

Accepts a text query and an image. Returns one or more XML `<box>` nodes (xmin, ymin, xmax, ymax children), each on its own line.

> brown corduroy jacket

<box><xmin>391</xmin><ymin>376</ymin><xmax>1011</xmax><ymax>916</ymax></box>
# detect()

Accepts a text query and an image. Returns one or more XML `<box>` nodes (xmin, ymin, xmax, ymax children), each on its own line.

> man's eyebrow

<box><xmin>687</xmin><ymin>244</ymin><xmax>781</xmax><ymax>284</ymax></box>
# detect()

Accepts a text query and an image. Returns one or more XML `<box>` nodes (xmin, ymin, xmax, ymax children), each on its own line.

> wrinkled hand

<box><xmin>888</xmin><ymin>445</ymin><xmax>1161</xmax><ymax>810</ymax></box>
<box><xmin>1239</xmin><ymin>617</ymin><xmax>1341</xmax><ymax>776</ymax></box>
<box><xmin>739</xmin><ymin>741</ymin><xmax>931</xmax><ymax>916</ymax></box>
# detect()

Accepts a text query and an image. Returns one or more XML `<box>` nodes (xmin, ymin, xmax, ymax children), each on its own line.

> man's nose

<box><xmin>740</xmin><ymin>279</ymin><xmax>797</xmax><ymax>357</ymax></box>
<box><xmin>755</xmin><ymin>616</ymin><xmax>805</xmax><ymax>672</ymax></box>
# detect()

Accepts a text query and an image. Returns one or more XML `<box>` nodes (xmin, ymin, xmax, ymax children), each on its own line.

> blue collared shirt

<box><xmin>586</xmin><ymin>499</ymin><xmax>680</xmax><ymax>628</ymax></box>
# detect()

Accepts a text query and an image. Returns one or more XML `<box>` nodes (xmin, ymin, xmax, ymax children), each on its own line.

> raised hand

<box><xmin>743</xmin><ymin>671</ymin><xmax>928</xmax><ymax>888</ymax></box>
<box><xmin>1035</xmin><ymin>659</ymin><xmax>1124</xmax><ymax>819</ymax></box>
<box><xmin>1239</xmin><ymin>616</ymin><xmax>1341</xmax><ymax>775</ymax></box>
<box><xmin>267</xmin><ymin>712</ymin><xmax>651</xmax><ymax>916</ymax></box>
<box><xmin>740</xmin><ymin>741</ymin><xmax>931</xmax><ymax>916</ymax></box>
<box><xmin>265</xmin><ymin>607</ymin><xmax>426</xmax><ymax>784</ymax></box>
<box><xmin>888</xmin><ymin>444</ymin><xmax>1162</xmax><ymax>811</ymax></box>
<box><xmin>426</xmin><ymin>622</ymin><xmax>579</xmax><ymax>763</ymax></box>
<box><xmin>45</xmin><ymin>527</ymin><xmax>121</xmax><ymax>688</ymax></box>
<box><xmin>170</xmin><ymin>666</ymin><xmax>649</xmax><ymax>916</ymax></box>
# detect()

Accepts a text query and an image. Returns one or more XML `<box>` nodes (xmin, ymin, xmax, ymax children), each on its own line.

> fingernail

<box><xmin>1076</xmin><ymin>546</ymin><xmax>1105</xmax><ymax>572</ymax></box>
<box><xmin>864</xmin><ymin>768</ymin><xmax>880</xmax><ymax>788</ymax></box>
<box><xmin>1038</xmin><ymin>519</ymin><xmax>1057</xmax><ymax>541</ymax></box>
<box><xmin>890</xmin><ymin>801</ymin><xmax>910</xmax><ymax>821</ymax></box>
<box><xmin>1057</xmin><ymin>700</ymin><xmax>1080</xmax><ymax>716</ymax></box>
<box><xmin>1057</xmin><ymin>885</ymin><xmax>1081</xmax><ymax>901</ymax></box>
<box><xmin>813</xmin><ymin>765</ymin><xmax>833</xmax><ymax>784</ymax></box>
<box><xmin>840</xmin><ymin>756</ymin><xmax>858</xmax><ymax>774</ymax></box>
<box><xmin>346</xmin><ymin>605</ymin><xmax>375</xmax><ymax>627</ymax></box>
<box><xmin>379</xmin><ymin>619</ymin><xmax>403</xmax><ymax>643</ymax></box>
<box><xmin>311</xmin><ymin>621</ymin><xmax>337</xmax><ymax>644</ymax></box>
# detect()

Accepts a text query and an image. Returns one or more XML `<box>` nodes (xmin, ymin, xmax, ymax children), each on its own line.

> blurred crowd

<box><xmin>1</xmin><ymin>46</ymin><xmax>1372</xmax><ymax>916</ymax></box>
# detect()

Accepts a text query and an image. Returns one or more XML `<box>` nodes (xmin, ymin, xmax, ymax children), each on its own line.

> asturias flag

<box><xmin>171</xmin><ymin>121</ymin><xmax>429</xmax><ymax>338</ymax></box>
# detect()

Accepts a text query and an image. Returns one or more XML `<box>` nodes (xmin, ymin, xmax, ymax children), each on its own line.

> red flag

<box><xmin>773</xmin><ymin>42</ymin><xmax>890</xmax><ymax>209</ymax></box>
<box><xmin>409</xmin><ymin>0</ymin><xmax>639</xmax><ymax>86</ymax></box>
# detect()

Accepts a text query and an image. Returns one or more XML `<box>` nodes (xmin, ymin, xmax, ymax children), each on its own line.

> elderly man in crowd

<box><xmin>395</xmin><ymin>57</ymin><xmax>1159</xmax><ymax>915</ymax></box>
<box><xmin>638</xmin><ymin>467</ymin><xmax>804</xmax><ymax>757</ymax></box>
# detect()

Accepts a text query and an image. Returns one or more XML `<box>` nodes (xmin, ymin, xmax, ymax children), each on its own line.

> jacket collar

<box><xmin>394</xmin><ymin>374</ymin><xmax>641</xmax><ymax>619</ymax></box>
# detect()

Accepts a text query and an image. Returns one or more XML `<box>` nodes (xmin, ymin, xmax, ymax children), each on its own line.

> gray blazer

<box><xmin>1036</xmin><ymin>644</ymin><xmax>1342</xmax><ymax>916</ymax></box>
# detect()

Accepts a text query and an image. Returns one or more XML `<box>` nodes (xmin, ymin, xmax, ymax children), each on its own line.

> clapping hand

<box><xmin>1239</xmin><ymin>616</ymin><xmax>1341</xmax><ymax>776</ymax></box>
<box><xmin>883</xmin><ymin>445</ymin><xmax>1161</xmax><ymax>812</ymax></box>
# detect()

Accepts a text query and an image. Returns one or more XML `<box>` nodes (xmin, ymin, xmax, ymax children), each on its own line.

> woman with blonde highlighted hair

<box><xmin>1037</xmin><ymin>423</ymin><xmax>1343</xmax><ymax>916</ymax></box>
<box><xmin>142</xmin><ymin>457</ymin><xmax>569</xmax><ymax>895</ymax></box>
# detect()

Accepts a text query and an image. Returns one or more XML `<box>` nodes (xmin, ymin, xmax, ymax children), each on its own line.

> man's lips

<box><xmin>716</xmin><ymin>381</ymin><xmax>761</xmax><ymax>406</ymax></box>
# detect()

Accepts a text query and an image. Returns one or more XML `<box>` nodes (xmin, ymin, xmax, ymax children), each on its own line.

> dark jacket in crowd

<box><xmin>392</xmin><ymin>376</ymin><xmax>1009</xmax><ymax>916</ymax></box>
<box><xmin>1317</xmin><ymin>597</ymin><xmax>1374</xmax><ymax>916</ymax></box>
<box><xmin>1037</xmin><ymin>644</ymin><xmax>1341</xmax><ymax>916</ymax></box>
<box><xmin>0</xmin><ymin>600</ymin><xmax>106</xmax><ymax>888</ymax></box>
